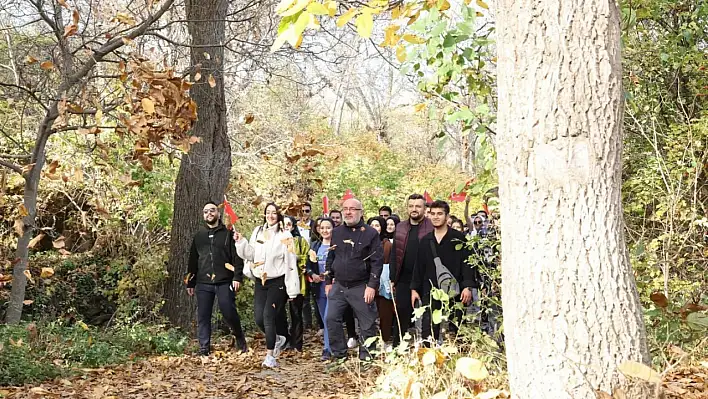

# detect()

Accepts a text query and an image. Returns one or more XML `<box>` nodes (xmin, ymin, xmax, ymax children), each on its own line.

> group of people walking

<box><xmin>185</xmin><ymin>194</ymin><xmax>498</xmax><ymax>368</ymax></box>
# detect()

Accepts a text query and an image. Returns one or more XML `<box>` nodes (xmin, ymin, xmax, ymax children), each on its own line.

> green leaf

<box><xmin>617</xmin><ymin>361</ymin><xmax>661</xmax><ymax>383</ymax></box>
<box><xmin>432</xmin><ymin>309</ymin><xmax>443</xmax><ymax>324</ymax></box>
<box><xmin>686</xmin><ymin>312</ymin><xmax>708</xmax><ymax>331</ymax></box>
<box><xmin>280</xmin><ymin>0</ymin><xmax>310</xmax><ymax>17</ymax></box>
<box><xmin>364</xmin><ymin>336</ymin><xmax>378</xmax><ymax>347</ymax></box>
<box><xmin>413</xmin><ymin>306</ymin><xmax>427</xmax><ymax>320</ymax></box>
<box><xmin>455</xmin><ymin>357</ymin><xmax>488</xmax><ymax>380</ymax></box>
<box><xmin>455</xmin><ymin>243</ymin><xmax>463</xmax><ymax>250</ymax></box>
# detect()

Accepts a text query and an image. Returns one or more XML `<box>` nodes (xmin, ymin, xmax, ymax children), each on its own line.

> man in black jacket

<box><xmin>186</xmin><ymin>201</ymin><xmax>247</xmax><ymax>356</ymax></box>
<box><xmin>411</xmin><ymin>200</ymin><xmax>479</xmax><ymax>344</ymax></box>
<box><xmin>325</xmin><ymin>198</ymin><xmax>383</xmax><ymax>360</ymax></box>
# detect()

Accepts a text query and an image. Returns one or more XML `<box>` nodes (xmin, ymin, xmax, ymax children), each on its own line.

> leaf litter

<box><xmin>2</xmin><ymin>333</ymin><xmax>359</xmax><ymax>398</ymax></box>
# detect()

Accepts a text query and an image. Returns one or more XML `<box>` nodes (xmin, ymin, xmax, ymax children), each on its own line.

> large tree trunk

<box><xmin>496</xmin><ymin>0</ymin><xmax>652</xmax><ymax>398</ymax></box>
<box><xmin>163</xmin><ymin>0</ymin><xmax>231</xmax><ymax>331</ymax></box>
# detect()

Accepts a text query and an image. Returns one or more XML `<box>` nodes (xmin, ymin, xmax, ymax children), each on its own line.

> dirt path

<box><xmin>3</xmin><ymin>336</ymin><xmax>365</xmax><ymax>399</ymax></box>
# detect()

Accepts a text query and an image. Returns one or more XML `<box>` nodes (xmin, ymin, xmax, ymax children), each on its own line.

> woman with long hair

<box><xmin>306</xmin><ymin>217</ymin><xmax>335</xmax><ymax>360</ymax></box>
<box><xmin>284</xmin><ymin>215</ymin><xmax>310</xmax><ymax>352</ymax></box>
<box><xmin>235</xmin><ymin>203</ymin><xmax>299</xmax><ymax>368</ymax></box>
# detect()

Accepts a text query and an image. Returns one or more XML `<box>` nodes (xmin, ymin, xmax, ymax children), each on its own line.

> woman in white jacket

<box><xmin>235</xmin><ymin>202</ymin><xmax>300</xmax><ymax>368</ymax></box>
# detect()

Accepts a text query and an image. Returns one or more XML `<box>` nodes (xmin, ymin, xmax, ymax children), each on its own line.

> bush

<box><xmin>0</xmin><ymin>322</ymin><xmax>188</xmax><ymax>386</ymax></box>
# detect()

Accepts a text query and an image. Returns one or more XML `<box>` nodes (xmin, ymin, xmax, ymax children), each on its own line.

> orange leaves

<box><xmin>40</xmin><ymin>60</ymin><xmax>54</xmax><ymax>70</ymax></box>
<box><xmin>208</xmin><ymin>74</ymin><xmax>217</xmax><ymax>88</ymax></box>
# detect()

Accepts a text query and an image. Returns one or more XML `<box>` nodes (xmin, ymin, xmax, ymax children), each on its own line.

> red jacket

<box><xmin>390</xmin><ymin>217</ymin><xmax>434</xmax><ymax>283</ymax></box>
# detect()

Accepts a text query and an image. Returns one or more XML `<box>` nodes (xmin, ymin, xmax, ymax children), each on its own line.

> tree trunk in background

<box><xmin>163</xmin><ymin>0</ymin><xmax>231</xmax><ymax>331</ymax></box>
<box><xmin>496</xmin><ymin>0</ymin><xmax>652</xmax><ymax>397</ymax></box>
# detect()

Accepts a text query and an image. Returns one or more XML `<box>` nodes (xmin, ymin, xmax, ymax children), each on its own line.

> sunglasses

<box><xmin>474</xmin><ymin>221</ymin><xmax>482</xmax><ymax>225</ymax></box>
<box><xmin>303</xmin><ymin>209</ymin><xmax>311</xmax><ymax>213</ymax></box>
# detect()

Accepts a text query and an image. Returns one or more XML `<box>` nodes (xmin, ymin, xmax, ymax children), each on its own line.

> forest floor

<box><xmin>2</xmin><ymin>332</ymin><xmax>364</xmax><ymax>399</ymax></box>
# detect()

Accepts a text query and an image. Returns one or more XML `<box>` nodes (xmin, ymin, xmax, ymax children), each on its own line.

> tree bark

<box><xmin>496</xmin><ymin>0</ymin><xmax>652</xmax><ymax>397</ymax></box>
<box><xmin>163</xmin><ymin>0</ymin><xmax>231</xmax><ymax>331</ymax></box>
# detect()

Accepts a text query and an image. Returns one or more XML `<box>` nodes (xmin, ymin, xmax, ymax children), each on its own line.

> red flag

<box><xmin>423</xmin><ymin>191</ymin><xmax>433</xmax><ymax>204</ymax></box>
<box><xmin>449</xmin><ymin>192</ymin><xmax>466</xmax><ymax>202</ymax></box>
<box><xmin>342</xmin><ymin>189</ymin><xmax>354</xmax><ymax>201</ymax></box>
<box><xmin>323</xmin><ymin>195</ymin><xmax>330</xmax><ymax>215</ymax></box>
<box><xmin>223</xmin><ymin>195</ymin><xmax>239</xmax><ymax>230</ymax></box>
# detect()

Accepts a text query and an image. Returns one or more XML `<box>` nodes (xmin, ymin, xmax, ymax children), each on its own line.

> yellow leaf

<box><xmin>25</xmin><ymin>55</ymin><xmax>38</xmax><ymax>64</ymax></box>
<box><xmin>280</xmin><ymin>0</ymin><xmax>310</xmax><ymax>17</ymax></box>
<box><xmin>422</xmin><ymin>350</ymin><xmax>437</xmax><ymax>366</ymax></box>
<box><xmin>41</xmin><ymin>267</ymin><xmax>55</xmax><ymax>278</ymax></box>
<box><xmin>28</xmin><ymin>233</ymin><xmax>45</xmax><ymax>249</ymax></box>
<box><xmin>455</xmin><ymin>357</ymin><xmax>488</xmax><ymax>381</ymax></box>
<box><xmin>52</xmin><ymin>236</ymin><xmax>66</xmax><ymax>249</ymax></box>
<box><xmin>476</xmin><ymin>0</ymin><xmax>489</xmax><ymax>9</ymax></box>
<box><xmin>391</xmin><ymin>5</ymin><xmax>403</xmax><ymax>19</ymax></box>
<box><xmin>141</xmin><ymin>98</ymin><xmax>155</xmax><ymax>114</ymax></box>
<box><xmin>307</xmin><ymin>2</ymin><xmax>329</xmax><ymax>15</ymax></box>
<box><xmin>208</xmin><ymin>74</ymin><xmax>216</xmax><ymax>88</ymax></box>
<box><xmin>19</xmin><ymin>204</ymin><xmax>29</xmax><ymax>216</ymax></box>
<box><xmin>95</xmin><ymin>108</ymin><xmax>103</xmax><ymax>124</ymax></box>
<box><xmin>275</xmin><ymin>0</ymin><xmax>297</xmax><ymax>14</ymax></box>
<box><xmin>396</xmin><ymin>44</ymin><xmax>406</xmax><ymax>62</ymax></box>
<box><xmin>24</xmin><ymin>270</ymin><xmax>34</xmax><ymax>284</ymax></box>
<box><xmin>381</xmin><ymin>24</ymin><xmax>400</xmax><ymax>47</ymax></box>
<box><xmin>336</xmin><ymin>8</ymin><xmax>358</xmax><ymax>27</ymax></box>
<box><xmin>617</xmin><ymin>361</ymin><xmax>661</xmax><ymax>384</ymax></box>
<box><xmin>414</xmin><ymin>103</ymin><xmax>426</xmax><ymax>113</ymax></box>
<box><xmin>40</xmin><ymin>60</ymin><xmax>54</xmax><ymax>70</ymax></box>
<box><xmin>325</xmin><ymin>0</ymin><xmax>337</xmax><ymax>16</ymax></box>
<box><xmin>23</xmin><ymin>299</ymin><xmax>33</xmax><ymax>305</ymax></box>
<box><xmin>355</xmin><ymin>11</ymin><xmax>374</xmax><ymax>39</ymax></box>
<box><xmin>77</xmin><ymin>320</ymin><xmax>89</xmax><ymax>330</ymax></box>
<box><xmin>439</xmin><ymin>0</ymin><xmax>450</xmax><ymax>11</ymax></box>
<box><xmin>203</xmin><ymin>52</ymin><xmax>211</xmax><ymax>60</ymax></box>
<box><xmin>225</xmin><ymin>263</ymin><xmax>235</xmax><ymax>271</ymax></box>
<box><xmin>403</xmin><ymin>34</ymin><xmax>426</xmax><ymax>44</ymax></box>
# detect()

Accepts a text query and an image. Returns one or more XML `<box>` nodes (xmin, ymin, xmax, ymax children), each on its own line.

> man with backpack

<box><xmin>410</xmin><ymin>200</ymin><xmax>479</xmax><ymax>344</ymax></box>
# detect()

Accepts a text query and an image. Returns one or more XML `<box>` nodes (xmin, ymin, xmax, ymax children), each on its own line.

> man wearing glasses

<box><xmin>298</xmin><ymin>202</ymin><xmax>317</xmax><ymax>242</ymax></box>
<box><xmin>185</xmin><ymin>201</ymin><xmax>247</xmax><ymax>356</ymax></box>
<box><xmin>325</xmin><ymin>198</ymin><xmax>383</xmax><ymax>361</ymax></box>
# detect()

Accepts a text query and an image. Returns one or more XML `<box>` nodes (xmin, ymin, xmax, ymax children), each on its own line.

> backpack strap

<box><xmin>429</xmin><ymin>239</ymin><xmax>438</xmax><ymax>258</ymax></box>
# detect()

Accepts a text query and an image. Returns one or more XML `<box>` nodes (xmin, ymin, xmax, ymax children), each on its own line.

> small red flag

<box><xmin>223</xmin><ymin>195</ymin><xmax>239</xmax><ymax>230</ymax></box>
<box><xmin>423</xmin><ymin>191</ymin><xmax>433</xmax><ymax>204</ymax></box>
<box><xmin>342</xmin><ymin>189</ymin><xmax>354</xmax><ymax>201</ymax></box>
<box><xmin>449</xmin><ymin>192</ymin><xmax>466</xmax><ymax>202</ymax></box>
<box><xmin>323</xmin><ymin>195</ymin><xmax>330</xmax><ymax>215</ymax></box>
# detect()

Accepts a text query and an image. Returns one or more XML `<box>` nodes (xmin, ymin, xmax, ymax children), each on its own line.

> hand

<box><xmin>364</xmin><ymin>287</ymin><xmax>376</xmax><ymax>304</ymax></box>
<box><xmin>232</xmin><ymin>281</ymin><xmax>241</xmax><ymax>293</ymax></box>
<box><xmin>325</xmin><ymin>284</ymin><xmax>332</xmax><ymax>296</ymax></box>
<box><xmin>465</xmin><ymin>195</ymin><xmax>471</xmax><ymax>204</ymax></box>
<box><xmin>234</xmin><ymin>231</ymin><xmax>243</xmax><ymax>242</ymax></box>
<box><xmin>311</xmin><ymin>274</ymin><xmax>322</xmax><ymax>283</ymax></box>
<box><xmin>460</xmin><ymin>287</ymin><xmax>472</xmax><ymax>305</ymax></box>
<box><xmin>187</xmin><ymin>288</ymin><xmax>194</xmax><ymax>297</ymax></box>
<box><xmin>410</xmin><ymin>290</ymin><xmax>420</xmax><ymax>308</ymax></box>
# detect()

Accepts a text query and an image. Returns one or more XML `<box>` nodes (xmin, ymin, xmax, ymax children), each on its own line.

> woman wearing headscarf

<box><xmin>235</xmin><ymin>203</ymin><xmax>299</xmax><ymax>368</ymax></box>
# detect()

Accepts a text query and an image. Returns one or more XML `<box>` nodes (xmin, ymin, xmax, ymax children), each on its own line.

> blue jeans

<box><xmin>316</xmin><ymin>294</ymin><xmax>330</xmax><ymax>353</ymax></box>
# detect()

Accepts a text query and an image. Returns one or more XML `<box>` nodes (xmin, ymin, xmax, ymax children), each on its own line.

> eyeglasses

<box><xmin>303</xmin><ymin>209</ymin><xmax>311</xmax><ymax>213</ymax></box>
<box><xmin>203</xmin><ymin>208</ymin><xmax>218</xmax><ymax>214</ymax></box>
<box><xmin>342</xmin><ymin>208</ymin><xmax>362</xmax><ymax>212</ymax></box>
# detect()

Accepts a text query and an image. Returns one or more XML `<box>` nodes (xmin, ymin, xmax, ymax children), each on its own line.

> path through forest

<box><xmin>2</xmin><ymin>334</ymin><xmax>363</xmax><ymax>398</ymax></box>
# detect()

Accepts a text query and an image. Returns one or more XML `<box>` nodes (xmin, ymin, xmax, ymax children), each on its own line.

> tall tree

<box><xmin>496</xmin><ymin>0</ymin><xmax>652</xmax><ymax>397</ymax></box>
<box><xmin>1</xmin><ymin>0</ymin><xmax>180</xmax><ymax>323</ymax></box>
<box><xmin>163</xmin><ymin>0</ymin><xmax>231</xmax><ymax>330</ymax></box>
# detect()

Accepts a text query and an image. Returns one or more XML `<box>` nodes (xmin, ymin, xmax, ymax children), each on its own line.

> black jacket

<box><xmin>325</xmin><ymin>219</ymin><xmax>384</xmax><ymax>289</ymax></box>
<box><xmin>411</xmin><ymin>228</ymin><xmax>479</xmax><ymax>294</ymax></box>
<box><xmin>186</xmin><ymin>223</ymin><xmax>244</xmax><ymax>288</ymax></box>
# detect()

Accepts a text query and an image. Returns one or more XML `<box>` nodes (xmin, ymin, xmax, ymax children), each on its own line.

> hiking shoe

<box><xmin>273</xmin><ymin>335</ymin><xmax>287</xmax><ymax>357</ymax></box>
<box><xmin>347</xmin><ymin>337</ymin><xmax>358</xmax><ymax>349</ymax></box>
<box><xmin>262</xmin><ymin>354</ymin><xmax>278</xmax><ymax>368</ymax></box>
<box><xmin>198</xmin><ymin>348</ymin><xmax>210</xmax><ymax>356</ymax></box>
<box><xmin>236</xmin><ymin>337</ymin><xmax>248</xmax><ymax>353</ymax></box>
<box><xmin>321</xmin><ymin>350</ymin><xmax>331</xmax><ymax>361</ymax></box>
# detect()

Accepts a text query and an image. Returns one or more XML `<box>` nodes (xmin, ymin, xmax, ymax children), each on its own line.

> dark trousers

<box><xmin>254</xmin><ymin>276</ymin><xmax>288</xmax><ymax>350</ymax></box>
<box><xmin>288</xmin><ymin>294</ymin><xmax>304</xmax><ymax>350</ymax></box>
<box><xmin>326</xmin><ymin>282</ymin><xmax>378</xmax><ymax>360</ymax></box>
<box><xmin>302</xmin><ymin>284</ymin><xmax>313</xmax><ymax>329</ymax></box>
<box><xmin>344</xmin><ymin>306</ymin><xmax>357</xmax><ymax>339</ymax></box>
<box><xmin>196</xmin><ymin>283</ymin><xmax>245</xmax><ymax>350</ymax></box>
<box><xmin>392</xmin><ymin>281</ymin><xmax>413</xmax><ymax>345</ymax></box>
<box><xmin>376</xmin><ymin>295</ymin><xmax>394</xmax><ymax>342</ymax></box>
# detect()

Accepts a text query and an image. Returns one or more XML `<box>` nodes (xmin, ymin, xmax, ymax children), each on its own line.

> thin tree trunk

<box><xmin>163</xmin><ymin>0</ymin><xmax>231</xmax><ymax>332</ymax></box>
<box><xmin>496</xmin><ymin>0</ymin><xmax>652</xmax><ymax>397</ymax></box>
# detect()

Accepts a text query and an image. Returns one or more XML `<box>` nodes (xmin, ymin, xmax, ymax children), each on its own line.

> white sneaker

<box><xmin>273</xmin><ymin>335</ymin><xmax>287</xmax><ymax>357</ymax></box>
<box><xmin>262</xmin><ymin>354</ymin><xmax>278</xmax><ymax>368</ymax></box>
<box><xmin>347</xmin><ymin>337</ymin><xmax>358</xmax><ymax>349</ymax></box>
<box><xmin>316</xmin><ymin>329</ymin><xmax>324</xmax><ymax>337</ymax></box>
